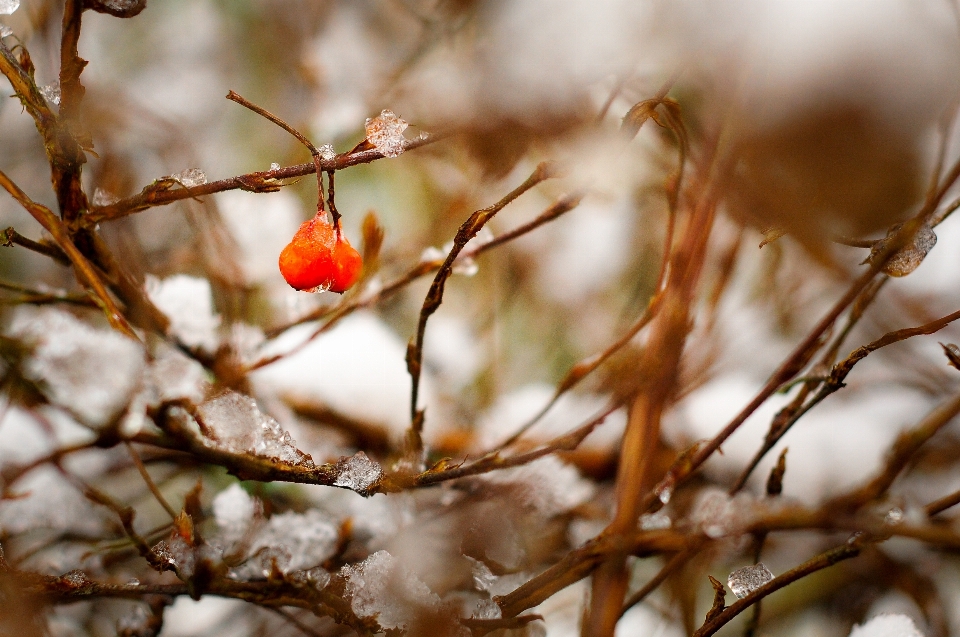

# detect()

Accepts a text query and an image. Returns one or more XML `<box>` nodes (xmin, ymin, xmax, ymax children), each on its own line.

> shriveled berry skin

<box><xmin>279</xmin><ymin>217</ymin><xmax>363</xmax><ymax>293</ymax></box>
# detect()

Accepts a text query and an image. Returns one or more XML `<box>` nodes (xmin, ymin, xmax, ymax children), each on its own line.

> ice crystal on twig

<box><xmin>0</xmin><ymin>25</ymin><xmax>12</xmax><ymax>37</ymax></box>
<box><xmin>92</xmin><ymin>187</ymin><xmax>120</xmax><ymax>207</ymax></box>
<box><xmin>727</xmin><ymin>563</ymin><xmax>774</xmax><ymax>599</ymax></box>
<box><xmin>0</xmin><ymin>0</ymin><xmax>19</xmax><ymax>16</ymax></box>
<box><xmin>364</xmin><ymin>110</ymin><xmax>408</xmax><ymax>158</ymax></box>
<box><xmin>317</xmin><ymin>144</ymin><xmax>336</xmax><ymax>161</ymax></box>
<box><xmin>640</xmin><ymin>511</ymin><xmax>672</xmax><ymax>531</ymax></box>
<box><xmin>39</xmin><ymin>83</ymin><xmax>61</xmax><ymax>107</ymax></box>
<box><xmin>197</xmin><ymin>391</ymin><xmax>314</xmax><ymax>467</ymax></box>
<box><xmin>340</xmin><ymin>551</ymin><xmax>441</xmax><ymax>630</ymax></box>
<box><xmin>333</xmin><ymin>451</ymin><xmax>383</xmax><ymax>492</ymax></box>
<box><xmin>171</xmin><ymin>168</ymin><xmax>208</xmax><ymax>188</ymax></box>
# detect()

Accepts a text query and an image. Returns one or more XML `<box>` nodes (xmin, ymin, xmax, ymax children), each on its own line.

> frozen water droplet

<box><xmin>473</xmin><ymin>598</ymin><xmax>502</xmax><ymax>620</ymax></box>
<box><xmin>655</xmin><ymin>479</ymin><xmax>674</xmax><ymax>504</ymax></box>
<box><xmin>126</xmin><ymin>578</ymin><xmax>140</xmax><ymax>586</ymax></box>
<box><xmin>269</xmin><ymin>162</ymin><xmax>280</xmax><ymax>171</ymax></box>
<box><xmin>727</xmin><ymin>563</ymin><xmax>774</xmax><ymax>599</ymax></box>
<box><xmin>92</xmin><ymin>187</ymin><xmax>119</xmax><ymax>207</ymax></box>
<box><xmin>317</xmin><ymin>144</ymin><xmax>336</xmax><ymax>161</ymax></box>
<box><xmin>640</xmin><ymin>511</ymin><xmax>672</xmax><ymax>531</ymax></box>
<box><xmin>453</xmin><ymin>256</ymin><xmax>478</xmax><ymax>277</ymax></box>
<box><xmin>884</xmin><ymin>507</ymin><xmax>904</xmax><ymax>525</ymax></box>
<box><xmin>60</xmin><ymin>570</ymin><xmax>89</xmax><ymax>588</ymax></box>
<box><xmin>0</xmin><ymin>0</ymin><xmax>19</xmax><ymax>16</ymax></box>
<box><xmin>420</xmin><ymin>246</ymin><xmax>445</xmax><ymax>264</ymax></box>
<box><xmin>333</xmin><ymin>451</ymin><xmax>383</xmax><ymax>492</ymax></box>
<box><xmin>0</xmin><ymin>24</ymin><xmax>12</xmax><ymax>37</ymax></box>
<box><xmin>866</xmin><ymin>223</ymin><xmax>937</xmax><ymax>277</ymax></box>
<box><xmin>364</xmin><ymin>109</ymin><xmax>408</xmax><ymax>158</ymax></box>
<box><xmin>39</xmin><ymin>83</ymin><xmax>61</xmax><ymax>107</ymax></box>
<box><xmin>171</xmin><ymin>168</ymin><xmax>207</xmax><ymax>188</ymax></box>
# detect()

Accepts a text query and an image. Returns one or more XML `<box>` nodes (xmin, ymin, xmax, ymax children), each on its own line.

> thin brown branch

<box><xmin>0</xmin><ymin>227</ymin><xmax>70</xmax><ymax>265</ymax></box>
<box><xmin>126</xmin><ymin>443</ymin><xmax>178</xmax><ymax>520</ymax></box>
<box><xmin>692</xmin><ymin>539</ymin><xmax>865</xmax><ymax>637</ymax></box>
<box><xmin>0</xmin><ymin>171</ymin><xmax>136</xmax><ymax>337</ymax></box>
<box><xmin>404</xmin><ymin>162</ymin><xmax>558</xmax><ymax>458</ymax></box>
<box><xmin>80</xmin><ymin>133</ymin><xmax>441</xmax><ymax>227</ymax></box>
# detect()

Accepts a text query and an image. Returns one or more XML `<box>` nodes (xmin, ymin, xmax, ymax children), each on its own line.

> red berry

<box><xmin>279</xmin><ymin>216</ymin><xmax>363</xmax><ymax>293</ymax></box>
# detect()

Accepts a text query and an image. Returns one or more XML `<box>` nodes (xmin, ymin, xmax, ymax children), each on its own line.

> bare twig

<box><xmin>403</xmin><ymin>162</ymin><xmax>558</xmax><ymax>459</ymax></box>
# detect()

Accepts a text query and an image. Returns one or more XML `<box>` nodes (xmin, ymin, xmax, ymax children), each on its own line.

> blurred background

<box><xmin>2</xmin><ymin>1</ymin><xmax>960</xmax><ymax>636</ymax></box>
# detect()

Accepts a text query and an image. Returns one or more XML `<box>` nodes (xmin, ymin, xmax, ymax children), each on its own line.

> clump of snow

<box><xmin>332</xmin><ymin>451</ymin><xmax>383</xmax><ymax>493</ymax></box>
<box><xmin>727</xmin><ymin>563</ymin><xmax>774</xmax><ymax>599</ymax></box>
<box><xmin>849</xmin><ymin>614</ymin><xmax>924</xmax><ymax>637</ymax></box>
<box><xmin>217</xmin><ymin>189</ymin><xmax>302</xmax><ymax>284</ymax></box>
<box><xmin>252</xmin><ymin>312</ymin><xmax>439</xmax><ymax>445</ymax></box>
<box><xmin>6</xmin><ymin>307</ymin><xmax>145</xmax><ymax>428</ymax></box>
<box><xmin>478</xmin><ymin>455</ymin><xmax>593</xmax><ymax>517</ymax></box>
<box><xmin>212</xmin><ymin>484</ymin><xmax>256</xmax><ymax>546</ymax></box>
<box><xmin>197</xmin><ymin>391</ymin><xmax>314</xmax><ymax>466</ymax></box>
<box><xmin>146</xmin><ymin>275</ymin><xmax>221</xmax><ymax>352</ymax></box>
<box><xmin>340</xmin><ymin>550</ymin><xmax>441</xmax><ymax>630</ymax></box>
<box><xmin>0</xmin><ymin>466</ymin><xmax>108</xmax><ymax>535</ymax></box>
<box><xmin>144</xmin><ymin>343</ymin><xmax>209</xmax><ymax>406</ymax></box>
<box><xmin>364</xmin><ymin>110</ymin><xmax>408</xmax><ymax>158</ymax></box>
<box><xmin>234</xmin><ymin>509</ymin><xmax>338</xmax><ymax>577</ymax></box>
<box><xmin>475</xmin><ymin>383</ymin><xmax>626</xmax><ymax>452</ymax></box>
<box><xmin>0</xmin><ymin>406</ymin><xmax>93</xmax><ymax>467</ymax></box>
<box><xmin>640</xmin><ymin>511</ymin><xmax>672</xmax><ymax>531</ymax></box>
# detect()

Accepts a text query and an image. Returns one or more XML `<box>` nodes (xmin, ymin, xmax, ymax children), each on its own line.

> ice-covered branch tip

<box><xmin>365</xmin><ymin>110</ymin><xmax>408</xmax><ymax>158</ymax></box>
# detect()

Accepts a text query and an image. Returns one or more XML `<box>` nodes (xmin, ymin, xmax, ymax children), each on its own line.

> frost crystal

<box><xmin>6</xmin><ymin>307</ymin><xmax>145</xmax><ymax>427</ymax></box>
<box><xmin>197</xmin><ymin>391</ymin><xmax>315</xmax><ymax>466</ymax></box>
<box><xmin>39</xmin><ymin>83</ymin><xmax>61</xmax><ymax>107</ymax></box>
<box><xmin>866</xmin><ymin>223</ymin><xmax>937</xmax><ymax>277</ymax></box>
<box><xmin>848</xmin><ymin>614</ymin><xmax>923</xmax><ymax>637</ymax></box>
<box><xmin>364</xmin><ymin>109</ymin><xmax>408</xmax><ymax>158</ymax></box>
<box><xmin>340</xmin><ymin>551</ymin><xmax>441</xmax><ymax>630</ymax></box>
<box><xmin>269</xmin><ymin>162</ymin><xmax>280</xmax><ymax>171</ymax></box>
<box><xmin>727</xmin><ymin>563</ymin><xmax>774</xmax><ymax>599</ymax></box>
<box><xmin>171</xmin><ymin>168</ymin><xmax>208</xmax><ymax>188</ymax></box>
<box><xmin>92</xmin><ymin>187</ymin><xmax>120</xmax><ymax>207</ymax></box>
<box><xmin>317</xmin><ymin>144</ymin><xmax>336</xmax><ymax>161</ymax></box>
<box><xmin>0</xmin><ymin>0</ymin><xmax>16</xmax><ymax>15</ymax></box>
<box><xmin>60</xmin><ymin>570</ymin><xmax>90</xmax><ymax>589</ymax></box>
<box><xmin>473</xmin><ymin>598</ymin><xmax>502</xmax><ymax>620</ymax></box>
<box><xmin>0</xmin><ymin>25</ymin><xmax>12</xmax><ymax>37</ymax></box>
<box><xmin>333</xmin><ymin>451</ymin><xmax>383</xmax><ymax>492</ymax></box>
